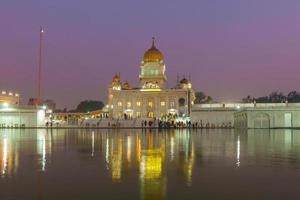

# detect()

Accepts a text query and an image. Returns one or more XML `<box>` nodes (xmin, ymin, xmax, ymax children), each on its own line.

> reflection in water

<box><xmin>37</xmin><ymin>131</ymin><xmax>46</xmax><ymax>171</ymax></box>
<box><xmin>0</xmin><ymin>131</ymin><xmax>19</xmax><ymax>178</ymax></box>
<box><xmin>236</xmin><ymin>135</ymin><xmax>240</xmax><ymax>167</ymax></box>
<box><xmin>127</xmin><ymin>135</ymin><xmax>131</xmax><ymax>165</ymax></box>
<box><xmin>2</xmin><ymin>138</ymin><xmax>7</xmax><ymax>175</ymax></box>
<box><xmin>139</xmin><ymin>133</ymin><xmax>166</xmax><ymax>200</ymax></box>
<box><xmin>170</xmin><ymin>136</ymin><xmax>174</xmax><ymax>161</ymax></box>
<box><xmin>105</xmin><ymin>137</ymin><xmax>109</xmax><ymax>169</ymax></box>
<box><xmin>100</xmin><ymin>130</ymin><xmax>195</xmax><ymax>199</ymax></box>
<box><xmin>176</xmin><ymin>130</ymin><xmax>195</xmax><ymax>186</ymax></box>
<box><xmin>105</xmin><ymin>132</ymin><xmax>123</xmax><ymax>182</ymax></box>
<box><xmin>0</xmin><ymin>129</ymin><xmax>300</xmax><ymax>199</ymax></box>
<box><xmin>285</xmin><ymin>129</ymin><xmax>292</xmax><ymax>148</ymax></box>
<box><xmin>37</xmin><ymin>130</ymin><xmax>52</xmax><ymax>171</ymax></box>
<box><xmin>91</xmin><ymin>131</ymin><xmax>95</xmax><ymax>157</ymax></box>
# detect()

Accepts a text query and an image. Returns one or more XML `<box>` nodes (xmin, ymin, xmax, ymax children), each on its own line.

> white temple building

<box><xmin>107</xmin><ymin>38</ymin><xmax>195</xmax><ymax>120</ymax></box>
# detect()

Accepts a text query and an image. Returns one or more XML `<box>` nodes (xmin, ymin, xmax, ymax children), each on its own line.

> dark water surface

<box><xmin>0</xmin><ymin>129</ymin><xmax>299</xmax><ymax>200</ymax></box>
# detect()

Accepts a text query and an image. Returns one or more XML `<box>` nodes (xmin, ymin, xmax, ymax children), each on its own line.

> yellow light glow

<box><xmin>160</xmin><ymin>112</ymin><xmax>165</xmax><ymax>117</ymax></box>
<box><xmin>140</xmin><ymin>149</ymin><xmax>162</xmax><ymax>180</ymax></box>
<box><xmin>140</xmin><ymin>89</ymin><xmax>161</xmax><ymax>92</ymax></box>
<box><xmin>148</xmin><ymin>102</ymin><xmax>153</xmax><ymax>107</ymax></box>
<box><xmin>147</xmin><ymin>112</ymin><xmax>154</xmax><ymax>118</ymax></box>
<box><xmin>127</xmin><ymin>136</ymin><xmax>131</xmax><ymax>164</ymax></box>
<box><xmin>118</xmin><ymin>112</ymin><xmax>122</xmax><ymax>118</ymax></box>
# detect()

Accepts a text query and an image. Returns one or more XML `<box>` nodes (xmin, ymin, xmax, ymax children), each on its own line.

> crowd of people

<box><xmin>140</xmin><ymin>119</ymin><xmax>232</xmax><ymax>129</ymax></box>
<box><xmin>79</xmin><ymin>117</ymin><xmax>232</xmax><ymax>129</ymax></box>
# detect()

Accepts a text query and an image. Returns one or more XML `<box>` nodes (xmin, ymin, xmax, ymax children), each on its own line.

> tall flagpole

<box><xmin>37</xmin><ymin>26</ymin><xmax>44</xmax><ymax>105</ymax></box>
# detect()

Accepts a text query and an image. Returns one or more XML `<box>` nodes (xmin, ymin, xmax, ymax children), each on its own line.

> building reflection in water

<box><xmin>91</xmin><ymin>131</ymin><xmax>95</xmax><ymax>157</ymax></box>
<box><xmin>37</xmin><ymin>130</ymin><xmax>52</xmax><ymax>172</ymax></box>
<box><xmin>1</xmin><ymin>128</ymin><xmax>300</xmax><ymax>198</ymax></box>
<box><xmin>0</xmin><ymin>131</ymin><xmax>19</xmax><ymax>178</ymax></box>
<box><xmin>284</xmin><ymin>129</ymin><xmax>292</xmax><ymax>149</ymax></box>
<box><xmin>236</xmin><ymin>135</ymin><xmax>240</xmax><ymax>167</ymax></box>
<box><xmin>104</xmin><ymin>131</ymin><xmax>123</xmax><ymax>182</ymax></box>
<box><xmin>139</xmin><ymin>132</ymin><xmax>166</xmax><ymax>200</ymax></box>
<box><xmin>2</xmin><ymin>137</ymin><xmax>8</xmax><ymax>176</ymax></box>
<box><xmin>127</xmin><ymin>135</ymin><xmax>131</xmax><ymax>165</ymax></box>
<box><xmin>176</xmin><ymin>130</ymin><xmax>195</xmax><ymax>185</ymax></box>
<box><xmin>101</xmin><ymin>129</ymin><xmax>195</xmax><ymax>199</ymax></box>
<box><xmin>170</xmin><ymin>135</ymin><xmax>175</xmax><ymax>161</ymax></box>
<box><xmin>105</xmin><ymin>137</ymin><xmax>109</xmax><ymax>169</ymax></box>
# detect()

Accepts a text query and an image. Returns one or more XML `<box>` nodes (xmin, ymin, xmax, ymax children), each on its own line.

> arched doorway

<box><xmin>253</xmin><ymin>113</ymin><xmax>270</xmax><ymax>128</ymax></box>
<box><xmin>124</xmin><ymin>109</ymin><xmax>133</xmax><ymax>119</ymax></box>
<box><xmin>178</xmin><ymin>98</ymin><xmax>185</xmax><ymax>107</ymax></box>
<box><xmin>147</xmin><ymin>111</ymin><xmax>154</xmax><ymax>118</ymax></box>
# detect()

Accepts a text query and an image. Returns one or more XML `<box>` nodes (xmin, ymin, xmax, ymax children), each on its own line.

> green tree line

<box><xmin>242</xmin><ymin>91</ymin><xmax>300</xmax><ymax>103</ymax></box>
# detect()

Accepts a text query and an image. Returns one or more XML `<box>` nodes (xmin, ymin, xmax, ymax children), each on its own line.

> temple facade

<box><xmin>107</xmin><ymin>38</ymin><xmax>195</xmax><ymax>120</ymax></box>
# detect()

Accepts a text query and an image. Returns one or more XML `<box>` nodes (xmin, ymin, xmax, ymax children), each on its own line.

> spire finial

<box><xmin>37</xmin><ymin>25</ymin><xmax>44</xmax><ymax>105</ymax></box>
<box><xmin>40</xmin><ymin>26</ymin><xmax>44</xmax><ymax>33</ymax></box>
<box><xmin>152</xmin><ymin>36</ymin><xmax>155</xmax><ymax>47</ymax></box>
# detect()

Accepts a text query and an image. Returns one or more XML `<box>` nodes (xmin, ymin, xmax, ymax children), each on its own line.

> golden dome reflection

<box><xmin>143</xmin><ymin>37</ymin><xmax>164</xmax><ymax>63</ymax></box>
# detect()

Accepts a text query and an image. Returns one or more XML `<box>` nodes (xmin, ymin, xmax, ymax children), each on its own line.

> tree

<box><xmin>206</xmin><ymin>96</ymin><xmax>213</xmax><ymax>103</ymax></box>
<box><xmin>287</xmin><ymin>91</ymin><xmax>300</xmax><ymax>102</ymax></box>
<box><xmin>194</xmin><ymin>91</ymin><xmax>213</xmax><ymax>104</ymax></box>
<box><xmin>269</xmin><ymin>91</ymin><xmax>285</xmax><ymax>102</ymax></box>
<box><xmin>243</xmin><ymin>90</ymin><xmax>300</xmax><ymax>103</ymax></box>
<box><xmin>54</xmin><ymin>108</ymin><xmax>68</xmax><ymax>113</ymax></box>
<box><xmin>255</xmin><ymin>96</ymin><xmax>270</xmax><ymax>103</ymax></box>
<box><xmin>242</xmin><ymin>95</ymin><xmax>253</xmax><ymax>103</ymax></box>
<box><xmin>75</xmin><ymin>100</ymin><xmax>104</xmax><ymax>113</ymax></box>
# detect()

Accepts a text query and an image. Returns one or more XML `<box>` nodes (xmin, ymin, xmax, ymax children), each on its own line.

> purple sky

<box><xmin>1</xmin><ymin>0</ymin><xmax>300</xmax><ymax>109</ymax></box>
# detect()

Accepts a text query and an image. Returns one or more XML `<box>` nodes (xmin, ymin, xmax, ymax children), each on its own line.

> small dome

<box><xmin>179</xmin><ymin>78</ymin><xmax>192</xmax><ymax>89</ymax></box>
<box><xmin>122</xmin><ymin>81</ymin><xmax>131</xmax><ymax>90</ymax></box>
<box><xmin>180</xmin><ymin>78</ymin><xmax>189</xmax><ymax>84</ymax></box>
<box><xmin>143</xmin><ymin>37</ymin><xmax>164</xmax><ymax>63</ymax></box>
<box><xmin>112</xmin><ymin>74</ymin><xmax>120</xmax><ymax>83</ymax></box>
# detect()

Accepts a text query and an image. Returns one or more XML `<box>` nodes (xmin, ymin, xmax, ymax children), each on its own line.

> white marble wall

<box><xmin>234</xmin><ymin>107</ymin><xmax>300</xmax><ymax>128</ymax></box>
<box><xmin>0</xmin><ymin>108</ymin><xmax>45</xmax><ymax>127</ymax></box>
<box><xmin>190</xmin><ymin>110</ymin><xmax>235</xmax><ymax>127</ymax></box>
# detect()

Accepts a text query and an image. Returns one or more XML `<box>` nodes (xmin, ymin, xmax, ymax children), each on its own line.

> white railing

<box><xmin>192</xmin><ymin>102</ymin><xmax>300</xmax><ymax>110</ymax></box>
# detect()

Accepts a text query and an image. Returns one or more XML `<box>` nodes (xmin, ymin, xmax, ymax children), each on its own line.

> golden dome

<box><xmin>143</xmin><ymin>37</ymin><xmax>164</xmax><ymax>63</ymax></box>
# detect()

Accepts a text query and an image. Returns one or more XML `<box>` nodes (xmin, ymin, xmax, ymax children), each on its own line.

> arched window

<box><xmin>147</xmin><ymin>112</ymin><xmax>154</xmax><ymax>118</ymax></box>
<box><xmin>178</xmin><ymin>98</ymin><xmax>185</xmax><ymax>107</ymax></box>
<box><xmin>254</xmin><ymin>113</ymin><xmax>270</xmax><ymax>128</ymax></box>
